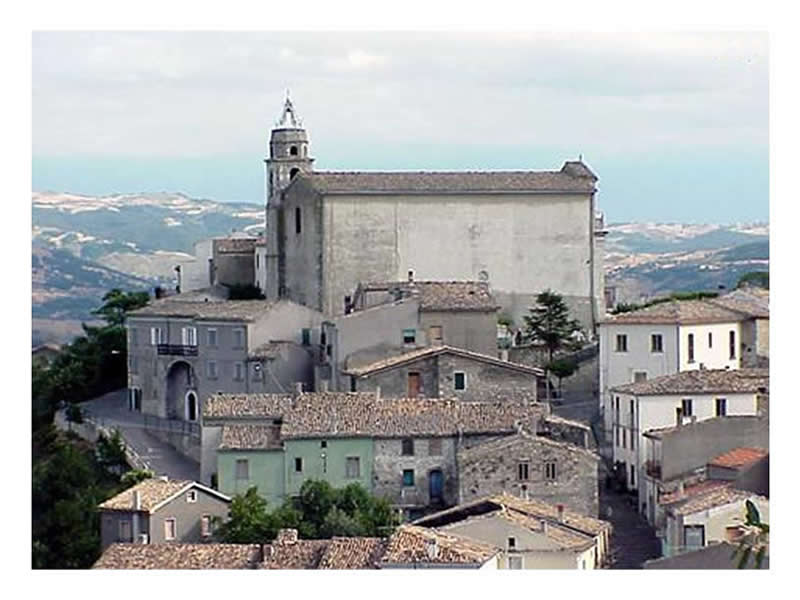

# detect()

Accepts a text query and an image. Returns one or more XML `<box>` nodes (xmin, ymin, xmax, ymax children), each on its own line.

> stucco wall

<box><xmin>217</xmin><ymin>449</ymin><xmax>285</xmax><ymax>509</ymax></box>
<box><xmin>419</xmin><ymin>311</ymin><xmax>498</xmax><ymax>356</ymax></box>
<box><xmin>354</xmin><ymin>356</ymin><xmax>440</xmax><ymax>398</ymax></box>
<box><xmin>436</xmin><ymin>354</ymin><xmax>538</xmax><ymax>402</ymax></box>
<box><xmin>283</xmin><ymin>438</ymin><xmax>374</xmax><ymax>497</ymax></box>
<box><xmin>281</xmin><ymin>181</ymin><xmax>324</xmax><ymax>309</ymax></box>
<box><xmin>148</xmin><ymin>487</ymin><xmax>230</xmax><ymax>544</ymax></box>
<box><xmin>679</xmin><ymin>322</ymin><xmax>742</xmax><ymax>372</ymax></box>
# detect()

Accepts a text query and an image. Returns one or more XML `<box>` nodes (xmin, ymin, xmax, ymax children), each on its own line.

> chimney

<box><xmin>542</xmin><ymin>520</ymin><xmax>549</xmax><ymax>536</ymax></box>
<box><xmin>158</xmin><ymin>475</ymin><xmax>168</xmax><ymax>482</ymax></box>
<box><xmin>375</xmin><ymin>386</ymin><xmax>381</xmax><ymax>400</ymax></box>
<box><xmin>521</xmin><ymin>485</ymin><xmax>529</xmax><ymax>501</ymax></box>
<box><xmin>425</xmin><ymin>537</ymin><xmax>439</xmax><ymax>560</ymax></box>
<box><xmin>557</xmin><ymin>504</ymin><xmax>565</xmax><ymax>523</ymax></box>
<box><xmin>408</xmin><ymin>269</ymin><xmax>414</xmax><ymax>283</ymax></box>
<box><xmin>276</xmin><ymin>528</ymin><xmax>298</xmax><ymax>546</ymax></box>
<box><xmin>675</xmin><ymin>407</ymin><xmax>683</xmax><ymax>427</ymax></box>
<box><xmin>294</xmin><ymin>382</ymin><xmax>304</xmax><ymax>395</ymax></box>
<box><xmin>133</xmin><ymin>490</ymin><xmax>142</xmax><ymax>511</ymax></box>
<box><xmin>678</xmin><ymin>480</ymin><xmax>685</xmax><ymax>497</ymax></box>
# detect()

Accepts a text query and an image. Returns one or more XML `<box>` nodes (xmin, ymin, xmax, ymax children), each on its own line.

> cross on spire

<box><xmin>277</xmin><ymin>90</ymin><xmax>302</xmax><ymax>128</ymax></box>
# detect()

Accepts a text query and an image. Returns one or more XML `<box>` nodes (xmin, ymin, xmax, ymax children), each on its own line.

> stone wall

<box><xmin>436</xmin><ymin>354</ymin><xmax>538</xmax><ymax>402</ymax></box>
<box><xmin>354</xmin><ymin>356</ymin><xmax>440</xmax><ymax>398</ymax></box>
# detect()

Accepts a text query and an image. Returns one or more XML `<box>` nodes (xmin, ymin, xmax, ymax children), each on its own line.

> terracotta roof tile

<box><xmin>709</xmin><ymin>447</ymin><xmax>768</xmax><ymax>469</ymax></box>
<box><xmin>128</xmin><ymin>298</ymin><xmax>278</xmax><ymax>321</ymax></box>
<box><xmin>219</xmin><ymin>424</ymin><xmax>283</xmax><ymax>450</ymax></box>
<box><xmin>672</xmin><ymin>488</ymin><xmax>766</xmax><ymax>516</ymax></box>
<box><xmin>707</xmin><ymin>289</ymin><xmax>769</xmax><ymax>319</ymax></box>
<box><xmin>317</xmin><ymin>537</ymin><xmax>387</xmax><ymax>569</ymax></box>
<box><xmin>92</xmin><ymin>543</ymin><xmax>261</xmax><ymax>569</ymax></box>
<box><xmin>457</xmin><ymin>431</ymin><xmax>599</xmax><ymax>465</ymax></box>
<box><xmin>358</xmin><ymin>280</ymin><xmax>498</xmax><ymax>312</ymax></box>
<box><xmin>98</xmin><ymin>478</ymin><xmax>201</xmax><ymax>512</ymax></box>
<box><xmin>602</xmin><ymin>299</ymin><xmax>748</xmax><ymax>325</ymax></box>
<box><xmin>611</xmin><ymin>368</ymin><xmax>769</xmax><ymax>396</ymax></box>
<box><xmin>658</xmin><ymin>480</ymin><xmax>730</xmax><ymax>505</ymax></box>
<box><xmin>379</xmin><ymin>525</ymin><xmax>498</xmax><ymax>566</ymax></box>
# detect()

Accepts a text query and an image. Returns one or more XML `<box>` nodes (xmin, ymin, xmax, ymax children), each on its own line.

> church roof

<box><xmin>297</xmin><ymin>162</ymin><xmax>596</xmax><ymax>195</ymax></box>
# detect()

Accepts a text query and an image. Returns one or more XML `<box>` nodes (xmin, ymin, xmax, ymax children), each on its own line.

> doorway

<box><xmin>429</xmin><ymin>469</ymin><xmax>444</xmax><ymax>503</ymax></box>
<box><xmin>407</xmin><ymin>372</ymin><xmax>420</xmax><ymax>398</ymax></box>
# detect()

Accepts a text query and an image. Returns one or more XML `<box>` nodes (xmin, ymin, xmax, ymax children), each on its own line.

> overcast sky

<box><xmin>32</xmin><ymin>31</ymin><xmax>769</xmax><ymax>223</ymax></box>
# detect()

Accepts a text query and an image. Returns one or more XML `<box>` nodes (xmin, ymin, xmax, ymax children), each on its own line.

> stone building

<box><xmin>98</xmin><ymin>477</ymin><xmax>230</xmax><ymax>550</ymax></box>
<box><xmin>258</xmin><ymin>95</ymin><xmax>607</xmax><ymax>332</ymax></box>
<box><xmin>202</xmin><ymin>391</ymin><xmax>548</xmax><ymax>515</ymax></box>
<box><xmin>344</xmin><ymin>345</ymin><xmax>543</xmax><ymax>402</ymax></box>
<box><xmin>457</xmin><ymin>431</ymin><xmax>601</xmax><ymax>517</ymax></box>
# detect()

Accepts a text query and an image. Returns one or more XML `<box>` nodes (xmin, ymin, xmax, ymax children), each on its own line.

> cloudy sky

<box><xmin>32</xmin><ymin>31</ymin><xmax>768</xmax><ymax>223</ymax></box>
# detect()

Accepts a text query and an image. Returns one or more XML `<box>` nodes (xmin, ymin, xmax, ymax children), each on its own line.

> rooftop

<box><xmin>379</xmin><ymin>525</ymin><xmax>499</xmax><ymax>567</ymax></box>
<box><xmin>294</xmin><ymin>162</ymin><xmax>597</xmax><ymax>196</ymax></box>
<box><xmin>707</xmin><ymin>289</ymin><xmax>769</xmax><ymax>319</ymax></box>
<box><xmin>671</xmin><ymin>488</ymin><xmax>766</xmax><ymax>516</ymax></box>
<box><xmin>316</xmin><ymin>537</ymin><xmax>388</xmax><ymax>569</ymax></box>
<box><xmin>98</xmin><ymin>478</ymin><xmax>230</xmax><ymax>513</ymax></box>
<box><xmin>709</xmin><ymin>447</ymin><xmax>768</xmax><ymax>469</ymax></box>
<box><xmin>643</xmin><ymin>542</ymin><xmax>769</xmax><ymax>570</ymax></box>
<box><xmin>357</xmin><ymin>280</ymin><xmax>498</xmax><ymax>312</ymax></box>
<box><xmin>345</xmin><ymin>345</ymin><xmax>544</xmax><ymax>378</ymax></box>
<box><xmin>457</xmin><ymin>431</ymin><xmax>599</xmax><ymax>466</ymax></box>
<box><xmin>93</xmin><ymin>543</ymin><xmax>261</xmax><ymax>569</ymax></box>
<box><xmin>219</xmin><ymin>424</ymin><xmax>283</xmax><ymax>451</ymax></box>
<box><xmin>207</xmin><ymin>392</ymin><xmax>546</xmax><ymax>444</ymax></box>
<box><xmin>260</xmin><ymin>529</ymin><xmax>330</xmax><ymax>569</ymax></box>
<box><xmin>658</xmin><ymin>480</ymin><xmax>731</xmax><ymax>506</ymax></box>
<box><xmin>643</xmin><ymin>415</ymin><xmax>767</xmax><ymax>440</ymax></box>
<box><xmin>601</xmin><ymin>299</ymin><xmax>749</xmax><ymax>325</ymax></box>
<box><xmin>413</xmin><ymin>493</ymin><xmax>610</xmax><ymax>537</ymax></box>
<box><xmin>128</xmin><ymin>297</ymin><xmax>279</xmax><ymax>321</ymax></box>
<box><xmin>610</xmin><ymin>368</ymin><xmax>769</xmax><ymax>396</ymax></box>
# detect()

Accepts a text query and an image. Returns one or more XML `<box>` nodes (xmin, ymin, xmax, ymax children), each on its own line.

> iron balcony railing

<box><xmin>157</xmin><ymin>344</ymin><xmax>198</xmax><ymax>357</ymax></box>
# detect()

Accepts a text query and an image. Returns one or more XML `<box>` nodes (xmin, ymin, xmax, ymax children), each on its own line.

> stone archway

<box><xmin>166</xmin><ymin>361</ymin><xmax>195</xmax><ymax>420</ymax></box>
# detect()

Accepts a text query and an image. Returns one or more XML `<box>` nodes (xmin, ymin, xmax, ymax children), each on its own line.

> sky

<box><xmin>31</xmin><ymin>31</ymin><xmax>769</xmax><ymax>223</ymax></box>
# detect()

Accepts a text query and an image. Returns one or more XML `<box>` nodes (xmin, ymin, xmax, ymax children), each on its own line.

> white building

<box><xmin>608</xmin><ymin>368</ymin><xmax>768</xmax><ymax>510</ymax></box>
<box><xmin>599</xmin><ymin>299</ymin><xmax>757</xmax><ymax>446</ymax></box>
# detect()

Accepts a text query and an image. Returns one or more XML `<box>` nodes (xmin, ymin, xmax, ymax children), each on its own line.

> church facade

<box><xmin>258</xmin><ymin>97</ymin><xmax>607</xmax><ymax>332</ymax></box>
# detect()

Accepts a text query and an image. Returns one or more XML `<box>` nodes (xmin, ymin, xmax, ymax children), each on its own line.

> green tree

<box><xmin>732</xmin><ymin>500</ymin><xmax>769</xmax><ymax>569</ymax></box>
<box><xmin>120</xmin><ymin>469</ymin><xmax>154</xmax><ymax>487</ymax></box>
<box><xmin>215</xmin><ymin>487</ymin><xmax>278</xmax><ymax>543</ymax></box>
<box><xmin>523</xmin><ymin>290</ymin><xmax>582</xmax><ymax>362</ymax></box>
<box><xmin>547</xmin><ymin>357</ymin><xmax>578</xmax><ymax>398</ymax></box>
<box><xmin>737</xmin><ymin>271</ymin><xmax>769</xmax><ymax>290</ymax></box>
<box><xmin>96</xmin><ymin>430</ymin><xmax>128</xmax><ymax>473</ymax></box>
<box><xmin>91</xmin><ymin>288</ymin><xmax>150</xmax><ymax>327</ymax></box>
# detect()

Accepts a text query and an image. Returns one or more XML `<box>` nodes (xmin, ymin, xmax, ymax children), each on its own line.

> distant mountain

<box><xmin>32</xmin><ymin>192</ymin><xmax>264</xmax><ymax>342</ymax></box>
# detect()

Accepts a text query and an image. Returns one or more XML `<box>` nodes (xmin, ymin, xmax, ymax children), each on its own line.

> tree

<box><xmin>91</xmin><ymin>288</ymin><xmax>150</xmax><ymax>327</ymax></box>
<box><xmin>215</xmin><ymin>487</ymin><xmax>278</xmax><ymax>543</ymax></box>
<box><xmin>732</xmin><ymin>500</ymin><xmax>769</xmax><ymax>569</ymax></box>
<box><xmin>547</xmin><ymin>357</ymin><xmax>578</xmax><ymax>398</ymax></box>
<box><xmin>120</xmin><ymin>469</ymin><xmax>154</xmax><ymax>487</ymax></box>
<box><xmin>737</xmin><ymin>271</ymin><xmax>769</xmax><ymax>290</ymax></box>
<box><xmin>523</xmin><ymin>290</ymin><xmax>582</xmax><ymax>362</ymax></box>
<box><xmin>96</xmin><ymin>430</ymin><xmax>128</xmax><ymax>474</ymax></box>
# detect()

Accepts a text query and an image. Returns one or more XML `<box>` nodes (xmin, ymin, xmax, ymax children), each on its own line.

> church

<box><xmin>253</xmin><ymin>95</ymin><xmax>607</xmax><ymax>332</ymax></box>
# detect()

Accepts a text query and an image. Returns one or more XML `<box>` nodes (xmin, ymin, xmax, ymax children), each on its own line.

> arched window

<box><xmin>290</xmin><ymin>146</ymin><xmax>298</xmax><ymax>156</ymax></box>
<box><xmin>290</xmin><ymin>167</ymin><xmax>299</xmax><ymax>180</ymax></box>
<box><xmin>186</xmin><ymin>391</ymin><xmax>198</xmax><ymax>422</ymax></box>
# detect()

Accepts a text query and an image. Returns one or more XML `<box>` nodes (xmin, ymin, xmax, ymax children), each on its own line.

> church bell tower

<box><xmin>262</xmin><ymin>93</ymin><xmax>314</xmax><ymax>300</ymax></box>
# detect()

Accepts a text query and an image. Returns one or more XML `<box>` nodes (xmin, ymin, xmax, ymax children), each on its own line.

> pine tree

<box><xmin>523</xmin><ymin>290</ymin><xmax>582</xmax><ymax>363</ymax></box>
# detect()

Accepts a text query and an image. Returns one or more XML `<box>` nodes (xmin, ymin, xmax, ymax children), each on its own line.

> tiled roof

<box><xmin>709</xmin><ymin>447</ymin><xmax>768</xmax><ymax>469</ymax></box>
<box><xmin>658</xmin><ymin>480</ymin><xmax>730</xmax><ymax>505</ymax></box>
<box><xmin>298</xmin><ymin>163</ymin><xmax>597</xmax><ymax>195</ymax></box>
<box><xmin>345</xmin><ymin>345</ymin><xmax>544</xmax><ymax>377</ymax></box>
<box><xmin>207</xmin><ymin>392</ymin><xmax>545</xmax><ymax>444</ymax></box>
<box><xmin>317</xmin><ymin>537</ymin><xmax>387</xmax><ymax>569</ymax></box>
<box><xmin>643</xmin><ymin>415</ymin><xmax>766</xmax><ymax>440</ymax></box>
<box><xmin>544</xmin><ymin>414</ymin><xmax>592</xmax><ymax>431</ymax></box>
<box><xmin>457</xmin><ymin>431</ymin><xmax>599</xmax><ymax>466</ymax></box>
<box><xmin>358</xmin><ymin>280</ymin><xmax>498</xmax><ymax>312</ymax></box>
<box><xmin>644</xmin><ymin>542</ymin><xmax>769</xmax><ymax>570</ymax></box>
<box><xmin>379</xmin><ymin>525</ymin><xmax>498</xmax><ymax>566</ymax></box>
<box><xmin>493</xmin><ymin>510</ymin><xmax>594</xmax><ymax>550</ymax></box>
<box><xmin>128</xmin><ymin>298</ymin><xmax>278</xmax><ymax>321</ymax></box>
<box><xmin>99</xmin><ymin>478</ymin><xmax>199</xmax><ymax>512</ymax></box>
<box><xmin>413</xmin><ymin>493</ymin><xmax>610</xmax><ymax>537</ymax></box>
<box><xmin>610</xmin><ymin>368</ymin><xmax>769</xmax><ymax>396</ymax></box>
<box><xmin>219</xmin><ymin>424</ymin><xmax>283</xmax><ymax>450</ymax></box>
<box><xmin>92</xmin><ymin>543</ymin><xmax>261</xmax><ymax>569</ymax></box>
<box><xmin>215</xmin><ymin>238</ymin><xmax>257</xmax><ymax>253</ymax></box>
<box><xmin>707</xmin><ymin>289</ymin><xmax>769</xmax><ymax>319</ymax></box>
<box><xmin>261</xmin><ymin>541</ymin><xmax>330</xmax><ymax>569</ymax></box>
<box><xmin>601</xmin><ymin>299</ymin><xmax>748</xmax><ymax>325</ymax></box>
<box><xmin>672</xmin><ymin>488</ymin><xmax>766</xmax><ymax>516</ymax></box>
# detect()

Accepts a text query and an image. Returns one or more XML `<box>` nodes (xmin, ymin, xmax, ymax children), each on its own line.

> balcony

<box><xmin>645</xmin><ymin>460</ymin><xmax>662</xmax><ymax>479</ymax></box>
<box><xmin>157</xmin><ymin>344</ymin><xmax>198</xmax><ymax>357</ymax></box>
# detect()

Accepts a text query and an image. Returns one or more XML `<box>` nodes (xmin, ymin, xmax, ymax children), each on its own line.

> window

<box><xmin>615</xmin><ymin>396</ymin><xmax>620</xmax><ymax>422</ymax></box>
<box><xmin>517</xmin><ymin>462</ymin><xmax>529</xmax><ymax>481</ymax></box>
<box><xmin>682</xmin><ymin>398</ymin><xmax>693</xmax><ymax>417</ymax></box>
<box><xmin>207</xmin><ymin>360</ymin><xmax>218</xmax><ymax>379</ymax></box>
<box><xmin>615</xmin><ymin>427</ymin><xmax>620</xmax><ymax>447</ymax></box>
<box><xmin>207</xmin><ymin>328</ymin><xmax>217</xmax><ymax>347</ymax></box>
<box><xmin>188</xmin><ymin>391</ymin><xmax>199</xmax><ymax>421</ymax></box>
<box><xmin>708</xmin><ymin>332</ymin><xmax>713</xmax><ymax>348</ymax></box>
<box><xmin>346</xmin><ymin>456</ymin><xmax>361</xmax><ymax>479</ymax></box>
<box><xmin>182</xmin><ymin>326</ymin><xmax>197</xmax><ymax>347</ymax></box>
<box><xmin>129</xmin><ymin>387</ymin><xmax>142</xmax><ymax>412</ymax></box>
<box><xmin>429</xmin><ymin>438</ymin><xmax>442</xmax><ymax>456</ymax></box>
<box><xmin>402</xmin><ymin>470</ymin><xmax>415</xmax><ymax>486</ymax></box>
<box><xmin>402</xmin><ymin>328</ymin><xmax>416</xmax><ymax>344</ymax></box>
<box><xmin>129</xmin><ymin>355</ymin><xmax>138</xmax><ymax>374</ymax></box>
<box><xmin>295</xmin><ymin>206</ymin><xmax>302</xmax><ymax>234</ymax></box>
<box><xmin>164</xmin><ymin>518</ymin><xmax>177</xmax><ymax>541</ymax></box>
<box><xmin>130</xmin><ymin>327</ymin><xmax>138</xmax><ymax>346</ymax></box>
<box><xmin>622</xmin><ymin>428</ymin><xmax>626</xmax><ymax>449</ymax></box>
<box><xmin>234</xmin><ymin>362</ymin><xmax>244</xmax><ymax>381</ymax></box>
<box><xmin>507</xmin><ymin>556</ymin><xmax>523</xmax><ymax>569</ymax></box>
<box><xmin>716</xmin><ymin>397</ymin><xmax>727</xmax><ymax>417</ymax></box>
<box><xmin>651</xmin><ymin>334</ymin><xmax>663</xmax><ymax>353</ymax></box>
<box><xmin>615</xmin><ymin>334</ymin><xmax>628</xmax><ymax>352</ymax></box>
<box><xmin>684</xmin><ymin>525</ymin><xmax>705</xmax><ymax>549</ymax></box>
<box><xmin>429</xmin><ymin>325</ymin><xmax>443</xmax><ymax>344</ymax></box>
<box><xmin>252</xmin><ymin>363</ymin><xmax>262</xmax><ymax>380</ymax></box>
<box><xmin>295</xmin><ymin>457</ymin><xmax>303</xmax><ymax>473</ymax></box>
<box><xmin>401</xmin><ymin>439</ymin><xmax>415</xmax><ymax>456</ymax></box>
<box><xmin>301</xmin><ymin>328</ymin><xmax>311</xmax><ymax>346</ymax></box>
<box><xmin>633</xmin><ymin>371</ymin><xmax>647</xmax><ymax>383</ymax></box>
<box><xmin>290</xmin><ymin>145</ymin><xmax>298</xmax><ymax>156</ymax></box>
<box><xmin>320</xmin><ymin>440</ymin><xmax>327</xmax><ymax>449</ymax></box>
<box><xmin>545</xmin><ymin>461</ymin><xmax>557</xmax><ymax>481</ymax></box>
<box><xmin>186</xmin><ymin>490</ymin><xmax>197</xmax><ymax>503</ymax></box>
<box><xmin>290</xmin><ymin>167</ymin><xmax>299</xmax><ymax>180</ymax></box>
<box><xmin>201</xmin><ymin>515</ymin><xmax>212</xmax><ymax>538</ymax></box>
<box><xmin>119</xmin><ymin>519</ymin><xmax>132</xmax><ymax>542</ymax></box>
<box><xmin>150</xmin><ymin>327</ymin><xmax>164</xmax><ymax>346</ymax></box>
<box><xmin>630</xmin><ymin>464</ymin><xmax>636</xmax><ymax>488</ymax></box>
<box><xmin>729</xmin><ymin>330</ymin><xmax>736</xmax><ymax>360</ymax></box>
<box><xmin>235</xmin><ymin>459</ymin><xmax>249</xmax><ymax>480</ymax></box>
<box><xmin>507</xmin><ymin>537</ymin><xmax>516</xmax><ymax>549</ymax></box>
<box><xmin>453</xmin><ymin>372</ymin><xmax>466</xmax><ymax>391</ymax></box>
<box><xmin>687</xmin><ymin>333</ymin><xmax>695</xmax><ymax>363</ymax></box>
<box><xmin>233</xmin><ymin>328</ymin><xmax>245</xmax><ymax>349</ymax></box>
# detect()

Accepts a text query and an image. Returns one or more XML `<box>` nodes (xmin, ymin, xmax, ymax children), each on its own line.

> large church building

<box><xmin>256</xmin><ymin>96</ymin><xmax>607</xmax><ymax>331</ymax></box>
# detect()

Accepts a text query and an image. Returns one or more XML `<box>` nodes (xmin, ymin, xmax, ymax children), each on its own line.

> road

<box><xmin>80</xmin><ymin>389</ymin><xmax>200</xmax><ymax>482</ymax></box>
<box><xmin>600</xmin><ymin>485</ymin><xmax>662</xmax><ymax>569</ymax></box>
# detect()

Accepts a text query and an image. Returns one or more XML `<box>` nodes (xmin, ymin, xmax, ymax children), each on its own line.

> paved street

<box><xmin>79</xmin><ymin>390</ymin><xmax>200</xmax><ymax>482</ymax></box>
<box><xmin>600</xmin><ymin>485</ymin><xmax>662</xmax><ymax>569</ymax></box>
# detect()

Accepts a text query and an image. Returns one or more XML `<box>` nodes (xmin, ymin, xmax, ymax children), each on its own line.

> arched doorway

<box><xmin>185</xmin><ymin>390</ymin><xmax>198</xmax><ymax>422</ymax></box>
<box><xmin>166</xmin><ymin>361</ymin><xmax>194</xmax><ymax>420</ymax></box>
